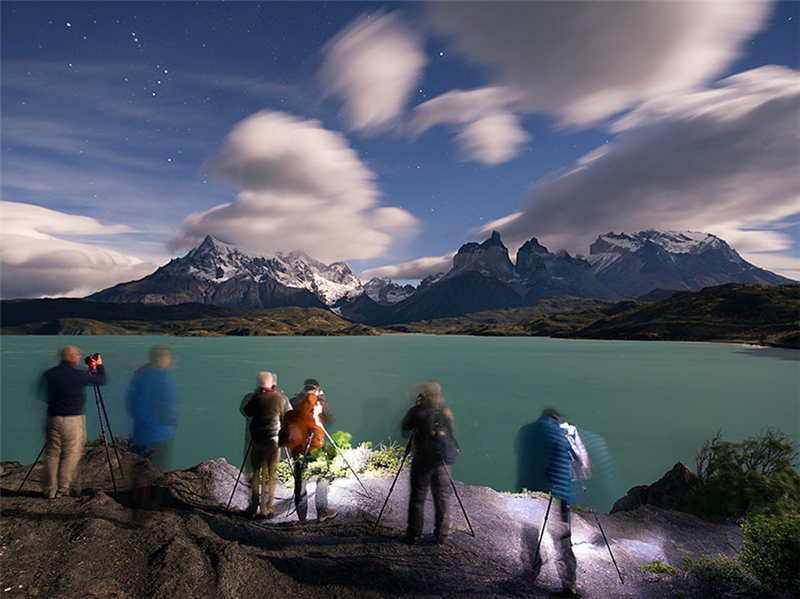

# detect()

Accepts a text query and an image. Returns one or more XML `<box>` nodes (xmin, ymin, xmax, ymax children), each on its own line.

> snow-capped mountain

<box><xmin>586</xmin><ymin>230</ymin><xmax>792</xmax><ymax>297</ymax></box>
<box><xmin>88</xmin><ymin>230</ymin><xmax>794</xmax><ymax>325</ymax></box>
<box><xmin>362</xmin><ymin>277</ymin><xmax>416</xmax><ymax>306</ymax></box>
<box><xmin>89</xmin><ymin>235</ymin><xmax>365</xmax><ymax>311</ymax></box>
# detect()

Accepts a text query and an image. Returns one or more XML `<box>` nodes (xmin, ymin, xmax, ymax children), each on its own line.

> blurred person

<box><xmin>516</xmin><ymin>408</ymin><xmax>581</xmax><ymax>599</ymax></box>
<box><xmin>127</xmin><ymin>345</ymin><xmax>179</xmax><ymax>472</ymax></box>
<box><xmin>280</xmin><ymin>379</ymin><xmax>337</xmax><ymax>523</ymax></box>
<box><xmin>38</xmin><ymin>346</ymin><xmax>107</xmax><ymax>499</ymax></box>
<box><xmin>401</xmin><ymin>380</ymin><xmax>458</xmax><ymax>545</ymax></box>
<box><xmin>242</xmin><ymin>371</ymin><xmax>290</xmax><ymax>518</ymax></box>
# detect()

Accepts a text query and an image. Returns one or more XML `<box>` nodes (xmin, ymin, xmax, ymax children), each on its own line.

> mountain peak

<box><xmin>451</xmin><ymin>231</ymin><xmax>514</xmax><ymax>280</ymax></box>
<box><xmin>590</xmin><ymin>230</ymin><xmax>723</xmax><ymax>256</ymax></box>
<box><xmin>586</xmin><ymin>229</ymin><xmax>792</xmax><ymax>297</ymax></box>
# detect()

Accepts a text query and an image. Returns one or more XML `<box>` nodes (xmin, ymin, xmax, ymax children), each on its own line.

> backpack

<box><xmin>560</xmin><ymin>421</ymin><xmax>591</xmax><ymax>481</ymax></box>
<box><xmin>279</xmin><ymin>392</ymin><xmax>325</xmax><ymax>457</ymax></box>
<box><xmin>419</xmin><ymin>408</ymin><xmax>459</xmax><ymax>465</ymax></box>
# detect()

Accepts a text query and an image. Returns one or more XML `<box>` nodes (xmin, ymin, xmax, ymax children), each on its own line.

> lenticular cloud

<box><xmin>169</xmin><ymin>110</ymin><xmax>418</xmax><ymax>263</ymax></box>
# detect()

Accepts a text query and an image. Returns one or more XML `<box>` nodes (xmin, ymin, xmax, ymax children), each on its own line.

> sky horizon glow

<box><xmin>2</xmin><ymin>1</ymin><xmax>798</xmax><ymax>299</ymax></box>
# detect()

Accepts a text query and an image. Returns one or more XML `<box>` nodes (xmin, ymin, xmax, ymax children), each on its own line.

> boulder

<box><xmin>611</xmin><ymin>462</ymin><xmax>695</xmax><ymax>513</ymax></box>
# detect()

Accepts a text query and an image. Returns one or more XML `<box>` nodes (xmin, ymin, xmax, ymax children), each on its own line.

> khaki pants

<box><xmin>44</xmin><ymin>415</ymin><xmax>86</xmax><ymax>498</ymax></box>
<box><xmin>249</xmin><ymin>438</ymin><xmax>281</xmax><ymax>515</ymax></box>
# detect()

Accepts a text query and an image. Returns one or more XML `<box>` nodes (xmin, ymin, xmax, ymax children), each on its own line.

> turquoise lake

<box><xmin>2</xmin><ymin>335</ymin><xmax>798</xmax><ymax>512</ymax></box>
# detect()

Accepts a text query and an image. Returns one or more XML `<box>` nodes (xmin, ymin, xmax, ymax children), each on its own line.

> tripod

<box><xmin>93</xmin><ymin>383</ymin><xmax>124</xmax><ymax>495</ymax></box>
<box><xmin>372</xmin><ymin>434</ymin><xmax>474</xmax><ymax>537</ymax></box>
<box><xmin>227</xmin><ymin>438</ymin><xmax>253</xmax><ymax>510</ymax></box>
<box><xmin>373</xmin><ymin>436</ymin><xmax>413</xmax><ymax>532</ymax></box>
<box><xmin>18</xmin><ymin>383</ymin><xmax>123</xmax><ymax>496</ymax></box>
<box><xmin>321</xmin><ymin>425</ymin><xmax>372</xmax><ymax>498</ymax></box>
<box><xmin>532</xmin><ymin>484</ymin><xmax>624</xmax><ymax>586</ymax></box>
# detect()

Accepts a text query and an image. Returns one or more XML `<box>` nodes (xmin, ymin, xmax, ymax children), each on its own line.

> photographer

<box><xmin>38</xmin><ymin>346</ymin><xmax>107</xmax><ymax>499</ymax></box>
<box><xmin>400</xmin><ymin>380</ymin><xmax>457</xmax><ymax>545</ymax></box>
<box><xmin>516</xmin><ymin>408</ymin><xmax>579</xmax><ymax>599</ymax></box>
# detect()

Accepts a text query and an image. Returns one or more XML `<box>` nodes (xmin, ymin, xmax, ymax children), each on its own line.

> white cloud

<box><xmin>480</xmin><ymin>66</ymin><xmax>800</xmax><ymax>271</ymax></box>
<box><xmin>408</xmin><ymin>87</ymin><xmax>530</xmax><ymax>164</ymax></box>
<box><xmin>360</xmin><ymin>252</ymin><xmax>454</xmax><ymax>282</ymax></box>
<box><xmin>427</xmin><ymin>1</ymin><xmax>773</xmax><ymax>126</ymax></box>
<box><xmin>320</xmin><ymin>11</ymin><xmax>427</xmax><ymax>133</ymax></box>
<box><xmin>169</xmin><ymin>110</ymin><xmax>419</xmax><ymax>262</ymax></box>
<box><xmin>0</xmin><ymin>202</ymin><xmax>156</xmax><ymax>299</ymax></box>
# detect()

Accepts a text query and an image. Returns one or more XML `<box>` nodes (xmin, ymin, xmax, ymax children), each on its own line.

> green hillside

<box><xmin>395</xmin><ymin>284</ymin><xmax>799</xmax><ymax>347</ymax></box>
<box><xmin>0</xmin><ymin>299</ymin><xmax>379</xmax><ymax>337</ymax></box>
<box><xmin>2</xmin><ymin>284</ymin><xmax>797</xmax><ymax>347</ymax></box>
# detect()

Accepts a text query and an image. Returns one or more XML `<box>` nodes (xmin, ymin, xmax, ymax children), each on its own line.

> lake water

<box><xmin>2</xmin><ymin>335</ymin><xmax>797</xmax><ymax>512</ymax></box>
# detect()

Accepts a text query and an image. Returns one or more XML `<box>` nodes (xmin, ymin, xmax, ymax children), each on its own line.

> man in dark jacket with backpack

<box><xmin>242</xmin><ymin>371</ymin><xmax>290</xmax><ymax>518</ymax></box>
<box><xmin>401</xmin><ymin>380</ymin><xmax>457</xmax><ymax>545</ymax></box>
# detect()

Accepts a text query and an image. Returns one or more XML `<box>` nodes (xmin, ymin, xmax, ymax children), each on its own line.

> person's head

<box><xmin>416</xmin><ymin>380</ymin><xmax>444</xmax><ymax>409</ymax></box>
<box><xmin>540</xmin><ymin>407</ymin><xmax>561</xmax><ymax>422</ymax></box>
<box><xmin>148</xmin><ymin>345</ymin><xmax>172</xmax><ymax>369</ymax></box>
<box><xmin>59</xmin><ymin>345</ymin><xmax>81</xmax><ymax>366</ymax></box>
<box><xmin>303</xmin><ymin>378</ymin><xmax>320</xmax><ymax>390</ymax></box>
<box><xmin>257</xmin><ymin>371</ymin><xmax>275</xmax><ymax>390</ymax></box>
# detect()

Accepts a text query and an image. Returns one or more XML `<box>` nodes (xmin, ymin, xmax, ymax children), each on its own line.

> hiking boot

<box><xmin>551</xmin><ymin>588</ymin><xmax>581</xmax><ymax>598</ymax></box>
<box><xmin>318</xmin><ymin>508</ymin><xmax>338</xmax><ymax>523</ymax></box>
<box><xmin>405</xmin><ymin>533</ymin><xmax>420</xmax><ymax>545</ymax></box>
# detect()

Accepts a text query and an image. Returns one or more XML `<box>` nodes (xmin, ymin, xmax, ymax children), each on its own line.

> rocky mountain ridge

<box><xmin>88</xmin><ymin>230</ymin><xmax>794</xmax><ymax>325</ymax></box>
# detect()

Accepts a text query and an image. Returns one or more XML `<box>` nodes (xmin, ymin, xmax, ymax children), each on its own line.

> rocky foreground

<box><xmin>1</xmin><ymin>448</ymin><xmax>743</xmax><ymax>598</ymax></box>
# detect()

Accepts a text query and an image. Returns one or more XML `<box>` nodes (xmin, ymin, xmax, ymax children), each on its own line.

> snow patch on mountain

<box><xmin>363</xmin><ymin>277</ymin><xmax>416</xmax><ymax>305</ymax></box>
<box><xmin>178</xmin><ymin>236</ymin><xmax>364</xmax><ymax>306</ymax></box>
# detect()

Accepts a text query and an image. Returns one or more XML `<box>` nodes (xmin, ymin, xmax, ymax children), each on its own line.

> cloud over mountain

<box><xmin>482</xmin><ymin>66</ymin><xmax>800</xmax><ymax>274</ymax></box>
<box><xmin>168</xmin><ymin>110</ymin><xmax>419</xmax><ymax>263</ymax></box>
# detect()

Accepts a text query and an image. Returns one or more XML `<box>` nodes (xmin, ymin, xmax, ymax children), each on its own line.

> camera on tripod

<box><xmin>84</xmin><ymin>353</ymin><xmax>101</xmax><ymax>372</ymax></box>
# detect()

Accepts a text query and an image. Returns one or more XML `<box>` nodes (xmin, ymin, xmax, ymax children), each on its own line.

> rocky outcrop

<box><xmin>1</xmin><ymin>449</ymin><xmax>744</xmax><ymax>599</ymax></box>
<box><xmin>610</xmin><ymin>462</ymin><xmax>695</xmax><ymax>513</ymax></box>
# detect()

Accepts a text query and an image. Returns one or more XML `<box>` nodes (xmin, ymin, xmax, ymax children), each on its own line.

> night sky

<box><xmin>2</xmin><ymin>1</ymin><xmax>798</xmax><ymax>299</ymax></box>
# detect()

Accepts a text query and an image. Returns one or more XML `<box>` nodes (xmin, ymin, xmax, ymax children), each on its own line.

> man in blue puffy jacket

<box><xmin>127</xmin><ymin>345</ymin><xmax>179</xmax><ymax>471</ymax></box>
<box><xmin>516</xmin><ymin>408</ymin><xmax>580</xmax><ymax>598</ymax></box>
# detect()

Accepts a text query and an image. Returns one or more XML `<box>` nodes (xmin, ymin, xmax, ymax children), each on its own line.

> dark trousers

<box><xmin>293</xmin><ymin>455</ymin><xmax>330</xmax><ymax>521</ymax></box>
<box><xmin>407</xmin><ymin>459</ymin><xmax>452</xmax><ymax>541</ymax></box>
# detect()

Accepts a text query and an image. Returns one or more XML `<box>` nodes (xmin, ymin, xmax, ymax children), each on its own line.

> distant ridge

<box><xmin>86</xmin><ymin>230</ymin><xmax>794</xmax><ymax>325</ymax></box>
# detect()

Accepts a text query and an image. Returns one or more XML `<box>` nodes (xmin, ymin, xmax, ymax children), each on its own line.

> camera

<box><xmin>84</xmin><ymin>353</ymin><xmax>100</xmax><ymax>372</ymax></box>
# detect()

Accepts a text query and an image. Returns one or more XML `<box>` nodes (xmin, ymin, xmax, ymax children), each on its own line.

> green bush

<box><xmin>367</xmin><ymin>441</ymin><xmax>407</xmax><ymax>473</ymax></box>
<box><xmin>740</xmin><ymin>513</ymin><xmax>800</xmax><ymax>595</ymax></box>
<box><xmin>685</xmin><ymin>429</ymin><xmax>800</xmax><ymax>519</ymax></box>
<box><xmin>639</xmin><ymin>558</ymin><xmax>679</xmax><ymax>574</ymax></box>
<box><xmin>682</xmin><ymin>555</ymin><xmax>760</xmax><ymax>598</ymax></box>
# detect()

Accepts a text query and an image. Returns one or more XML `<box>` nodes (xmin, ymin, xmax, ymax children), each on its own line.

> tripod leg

<box><xmin>373</xmin><ymin>437</ymin><xmax>412</xmax><ymax>532</ymax></box>
<box><xmin>227</xmin><ymin>439</ymin><xmax>253</xmax><ymax>510</ymax></box>
<box><xmin>95</xmin><ymin>385</ymin><xmax>124</xmax><ymax>478</ymax></box>
<box><xmin>16</xmin><ymin>443</ymin><xmax>47</xmax><ymax>494</ymax></box>
<box><xmin>94</xmin><ymin>387</ymin><xmax>118</xmax><ymax>496</ymax></box>
<box><xmin>442</xmin><ymin>460</ymin><xmax>475</xmax><ymax>537</ymax></box>
<box><xmin>532</xmin><ymin>493</ymin><xmax>554</xmax><ymax>568</ymax></box>
<box><xmin>578</xmin><ymin>479</ymin><xmax>624</xmax><ymax>584</ymax></box>
<box><xmin>321</xmin><ymin>426</ymin><xmax>371</xmax><ymax>498</ymax></box>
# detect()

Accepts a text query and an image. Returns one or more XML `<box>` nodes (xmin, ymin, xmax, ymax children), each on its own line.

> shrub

<box><xmin>639</xmin><ymin>558</ymin><xmax>679</xmax><ymax>574</ymax></box>
<box><xmin>682</xmin><ymin>555</ymin><xmax>760</xmax><ymax>598</ymax></box>
<box><xmin>685</xmin><ymin>429</ymin><xmax>800</xmax><ymax>519</ymax></box>
<box><xmin>740</xmin><ymin>513</ymin><xmax>800</xmax><ymax>595</ymax></box>
<box><xmin>367</xmin><ymin>441</ymin><xmax>407</xmax><ymax>473</ymax></box>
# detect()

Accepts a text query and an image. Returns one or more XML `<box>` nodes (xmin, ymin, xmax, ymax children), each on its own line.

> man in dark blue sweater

<box><xmin>38</xmin><ymin>346</ymin><xmax>107</xmax><ymax>498</ymax></box>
